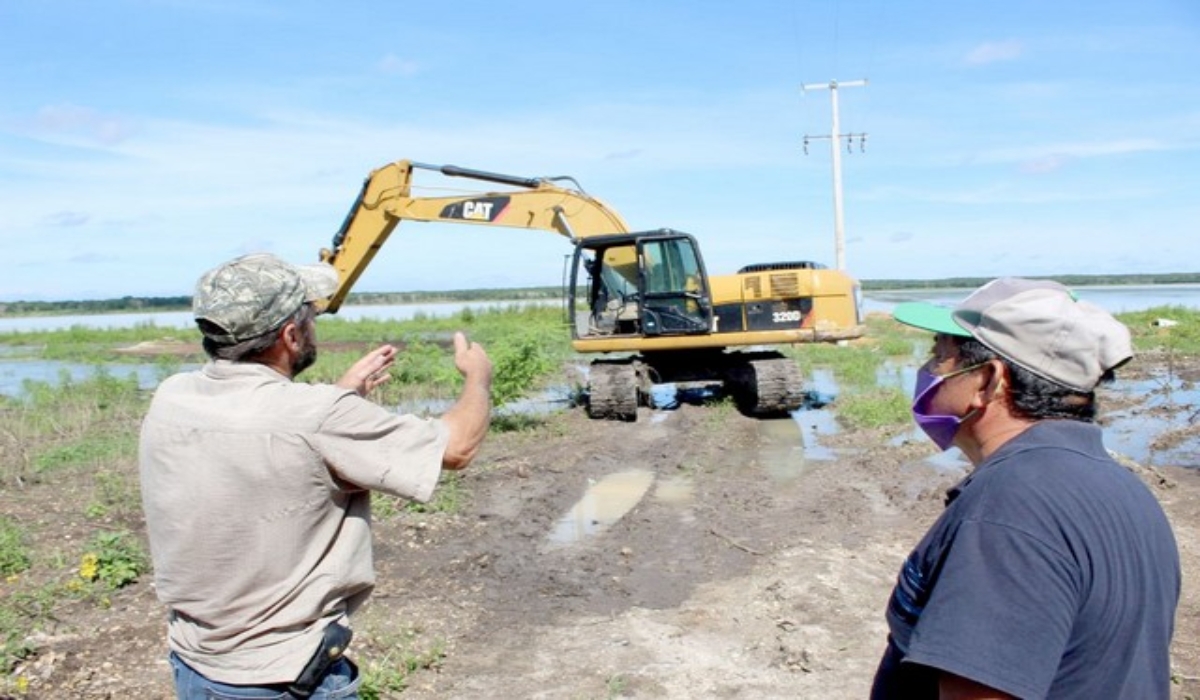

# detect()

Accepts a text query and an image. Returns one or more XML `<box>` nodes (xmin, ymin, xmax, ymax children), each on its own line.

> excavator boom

<box><xmin>319</xmin><ymin>160</ymin><xmax>629</xmax><ymax>311</ymax></box>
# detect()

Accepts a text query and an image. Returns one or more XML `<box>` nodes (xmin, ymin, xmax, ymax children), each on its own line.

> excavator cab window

<box><xmin>574</xmin><ymin>231</ymin><xmax>712</xmax><ymax>338</ymax></box>
<box><xmin>584</xmin><ymin>245</ymin><xmax>642</xmax><ymax>335</ymax></box>
<box><xmin>636</xmin><ymin>235</ymin><xmax>712</xmax><ymax>336</ymax></box>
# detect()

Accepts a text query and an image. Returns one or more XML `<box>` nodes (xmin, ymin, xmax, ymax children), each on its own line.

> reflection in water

<box><xmin>547</xmin><ymin>470</ymin><xmax>655</xmax><ymax>545</ymax></box>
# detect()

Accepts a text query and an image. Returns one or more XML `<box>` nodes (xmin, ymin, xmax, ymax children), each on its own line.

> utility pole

<box><xmin>802</xmin><ymin>79</ymin><xmax>868</xmax><ymax>271</ymax></box>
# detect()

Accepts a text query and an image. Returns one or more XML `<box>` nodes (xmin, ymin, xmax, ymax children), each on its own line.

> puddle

<box><xmin>648</xmin><ymin>382</ymin><xmax>723</xmax><ymax>411</ymax></box>
<box><xmin>1103</xmin><ymin>373</ymin><xmax>1199</xmax><ymax>468</ymax></box>
<box><xmin>793</xmin><ymin>408</ymin><xmax>839</xmax><ymax>461</ymax></box>
<box><xmin>547</xmin><ymin>469</ymin><xmax>656</xmax><ymax>546</ymax></box>
<box><xmin>808</xmin><ymin>367</ymin><xmax>839</xmax><ymax>397</ymax></box>
<box><xmin>653</xmin><ymin>474</ymin><xmax>695</xmax><ymax>505</ymax></box>
<box><xmin>401</xmin><ymin>385</ymin><xmax>577</xmax><ymax>418</ymax></box>
<box><xmin>890</xmin><ymin>426</ymin><xmax>971</xmax><ymax>474</ymax></box>
<box><xmin>877</xmin><ymin>360</ymin><xmax>917</xmax><ymax>392</ymax></box>
<box><xmin>755</xmin><ymin>417</ymin><xmax>806</xmax><ymax>481</ymax></box>
<box><xmin>499</xmin><ymin>385</ymin><xmax>576</xmax><ymax>415</ymax></box>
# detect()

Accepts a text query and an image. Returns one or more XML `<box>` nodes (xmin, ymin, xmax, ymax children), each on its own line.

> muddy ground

<box><xmin>6</xmin><ymin>352</ymin><xmax>1200</xmax><ymax>699</ymax></box>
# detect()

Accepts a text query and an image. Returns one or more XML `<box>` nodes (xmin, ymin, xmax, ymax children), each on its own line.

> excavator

<box><xmin>317</xmin><ymin>159</ymin><xmax>865</xmax><ymax>421</ymax></box>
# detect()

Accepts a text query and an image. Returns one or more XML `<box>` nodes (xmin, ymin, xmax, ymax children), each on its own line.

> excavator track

<box><xmin>725</xmin><ymin>355</ymin><xmax>805</xmax><ymax>417</ymax></box>
<box><xmin>587</xmin><ymin>361</ymin><xmax>639</xmax><ymax>421</ymax></box>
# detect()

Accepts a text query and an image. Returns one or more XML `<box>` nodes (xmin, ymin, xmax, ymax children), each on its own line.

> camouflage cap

<box><xmin>193</xmin><ymin>253</ymin><xmax>339</xmax><ymax>344</ymax></box>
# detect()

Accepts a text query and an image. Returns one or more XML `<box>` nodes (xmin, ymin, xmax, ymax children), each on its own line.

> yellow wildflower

<box><xmin>79</xmin><ymin>552</ymin><xmax>99</xmax><ymax>581</ymax></box>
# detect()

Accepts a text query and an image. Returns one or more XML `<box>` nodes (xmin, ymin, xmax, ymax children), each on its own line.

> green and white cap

<box><xmin>193</xmin><ymin>253</ymin><xmax>338</xmax><ymax>344</ymax></box>
<box><xmin>893</xmin><ymin>277</ymin><xmax>1133</xmax><ymax>392</ymax></box>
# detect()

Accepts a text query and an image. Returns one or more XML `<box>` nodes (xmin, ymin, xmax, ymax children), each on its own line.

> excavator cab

<box><xmin>571</xmin><ymin>230</ymin><xmax>713</xmax><ymax>340</ymax></box>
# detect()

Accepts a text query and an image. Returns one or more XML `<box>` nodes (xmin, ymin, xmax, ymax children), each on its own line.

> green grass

<box><xmin>354</xmin><ymin>624</ymin><xmax>447</xmax><ymax>700</ymax></box>
<box><xmin>835</xmin><ymin>387</ymin><xmax>912</xmax><ymax>430</ymax></box>
<box><xmin>785</xmin><ymin>315</ymin><xmax>923</xmax><ymax>429</ymax></box>
<box><xmin>1116</xmin><ymin>306</ymin><xmax>1200</xmax><ymax>355</ymax></box>
<box><xmin>1</xmin><ymin>592</ymin><xmax>40</xmax><ymax>674</ymax></box>
<box><xmin>1</xmin><ymin>371</ymin><xmax>146</xmax><ymax>488</ymax></box>
<box><xmin>0</xmin><ymin>517</ymin><xmax>31</xmax><ymax>577</ymax></box>
<box><xmin>0</xmin><ymin>323</ymin><xmax>200</xmax><ymax>363</ymax></box>
<box><xmin>403</xmin><ymin>471</ymin><xmax>465</xmax><ymax>515</ymax></box>
<box><xmin>305</xmin><ymin>306</ymin><xmax>572</xmax><ymax>408</ymax></box>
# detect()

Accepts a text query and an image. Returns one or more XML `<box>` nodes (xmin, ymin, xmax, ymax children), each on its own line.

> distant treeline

<box><xmin>0</xmin><ymin>295</ymin><xmax>194</xmax><ymax>317</ymax></box>
<box><xmin>2</xmin><ymin>273</ymin><xmax>1197</xmax><ymax>317</ymax></box>
<box><xmin>859</xmin><ymin>272</ymin><xmax>1200</xmax><ymax>291</ymax></box>
<box><xmin>0</xmin><ymin>287</ymin><xmax>563</xmax><ymax>317</ymax></box>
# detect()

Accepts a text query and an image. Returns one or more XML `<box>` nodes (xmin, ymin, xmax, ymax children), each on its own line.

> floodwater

<box><xmin>0</xmin><ymin>298</ymin><xmax>555</xmax><ymax>400</ymax></box>
<box><xmin>1</xmin><ymin>285</ymin><xmax>1194</xmax><ymax>546</ymax></box>
<box><xmin>860</xmin><ymin>283</ymin><xmax>1200</xmax><ymax>315</ymax></box>
<box><xmin>0</xmin><ymin>358</ymin><xmax>200</xmax><ymax>398</ymax></box>
<box><xmin>0</xmin><ymin>284</ymin><xmax>1192</xmax><ymax>335</ymax></box>
<box><xmin>0</xmin><ymin>299</ymin><xmax>559</xmax><ymax>334</ymax></box>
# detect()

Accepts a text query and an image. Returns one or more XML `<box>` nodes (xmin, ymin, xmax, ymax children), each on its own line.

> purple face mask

<box><xmin>911</xmin><ymin>363</ymin><xmax>984</xmax><ymax>451</ymax></box>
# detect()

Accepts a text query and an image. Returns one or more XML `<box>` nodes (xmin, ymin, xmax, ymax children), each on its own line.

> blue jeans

<box><xmin>169</xmin><ymin>652</ymin><xmax>360</xmax><ymax>699</ymax></box>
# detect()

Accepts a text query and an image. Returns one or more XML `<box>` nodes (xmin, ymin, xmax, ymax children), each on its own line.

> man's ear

<box><xmin>279</xmin><ymin>321</ymin><xmax>302</xmax><ymax>352</ymax></box>
<box><xmin>983</xmin><ymin>359</ymin><xmax>1008</xmax><ymax>404</ymax></box>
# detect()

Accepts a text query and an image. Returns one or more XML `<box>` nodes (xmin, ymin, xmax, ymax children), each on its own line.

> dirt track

<box><xmin>8</xmin><ymin>362</ymin><xmax>1200</xmax><ymax>699</ymax></box>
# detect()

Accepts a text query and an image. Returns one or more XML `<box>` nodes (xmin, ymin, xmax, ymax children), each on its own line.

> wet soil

<box><xmin>6</xmin><ymin>356</ymin><xmax>1200</xmax><ymax>699</ymax></box>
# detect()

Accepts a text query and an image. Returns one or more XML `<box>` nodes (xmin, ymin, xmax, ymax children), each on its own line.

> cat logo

<box><xmin>463</xmin><ymin>200</ymin><xmax>493</xmax><ymax>220</ymax></box>
<box><xmin>440</xmin><ymin>196</ymin><xmax>510</xmax><ymax>222</ymax></box>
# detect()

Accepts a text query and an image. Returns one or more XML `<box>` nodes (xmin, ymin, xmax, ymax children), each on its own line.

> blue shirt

<box><xmin>872</xmin><ymin>420</ymin><xmax>1180</xmax><ymax>699</ymax></box>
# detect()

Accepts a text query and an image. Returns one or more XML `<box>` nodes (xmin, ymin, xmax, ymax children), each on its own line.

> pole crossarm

<box><xmin>801</xmin><ymin>78</ymin><xmax>868</xmax><ymax>271</ymax></box>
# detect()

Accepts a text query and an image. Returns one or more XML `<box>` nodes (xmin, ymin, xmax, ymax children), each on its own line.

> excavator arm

<box><xmin>313</xmin><ymin>157</ymin><xmax>865</xmax><ymax>421</ymax></box>
<box><xmin>317</xmin><ymin>160</ymin><xmax>630</xmax><ymax>311</ymax></box>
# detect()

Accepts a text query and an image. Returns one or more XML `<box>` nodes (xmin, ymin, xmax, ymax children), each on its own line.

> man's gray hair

<box><xmin>201</xmin><ymin>303</ymin><xmax>316</xmax><ymax>362</ymax></box>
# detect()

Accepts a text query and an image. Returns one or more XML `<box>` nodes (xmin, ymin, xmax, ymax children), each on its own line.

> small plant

<box><xmin>605</xmin><ymin>673</ymin><xmax>629</xmax><ymax>698</ymax></box>
<box><xmin>85</xmin><ymin>469</ymin><xmax>138</xmax><ymax>520</ymax></box>
<box><xmin>358</xmin><ymin>643</ymin><xmax>446</xmax><ymax>700</ymax></box>
<box><xmin>0</xmin><ymin>600</ymin><xmax>36</xmax><ymax>674</ymax></box>
<box><xmin>404</xmin><ymin>472</ymin><xmax>464</xmax><ymax>515</ymax></box>
<box><xmin>0</xmin><ymin>517</ymin><xmax>31</xmax><ymax>577</ymax></box>
<box><xmin>79</xmin><ymin>531</ymin><xmax>148</xmax><ymax>590</ymax></box>
<box><xmin>0</xmin><ymin>584</ymin><xmax>62</xmax><ymax>674</ymax></box>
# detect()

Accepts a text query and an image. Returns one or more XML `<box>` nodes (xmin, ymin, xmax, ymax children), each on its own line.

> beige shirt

<box><xmin>139</xmin><ymin>360</ymin><xmax>446</xmax><ymax>684</ymax></box>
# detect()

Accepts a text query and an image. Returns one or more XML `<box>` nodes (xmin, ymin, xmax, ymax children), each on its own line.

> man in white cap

<box><xmin>139</xmin><ymin>253</ymin><xmax>492</xmax><ymax>698</ymax></box>
<box><xmin>872</xmin><ymin>278</ymin><xmax>1179</xmax><ymax>699</ymax></box>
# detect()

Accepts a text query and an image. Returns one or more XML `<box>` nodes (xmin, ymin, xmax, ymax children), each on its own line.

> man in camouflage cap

<box><xmin>140</xmin><ymin>252</ymin><xmax>493</xmax><ymax>698</ymax></box>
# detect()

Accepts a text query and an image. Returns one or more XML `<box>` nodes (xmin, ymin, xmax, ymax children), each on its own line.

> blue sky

<box><xmin>2</xmin><ymin>1</ymin><xmax>1198</xmax><ymax>301</ymax></box>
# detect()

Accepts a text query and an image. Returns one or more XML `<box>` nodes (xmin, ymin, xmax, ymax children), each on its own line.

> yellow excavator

<box><xmin>318</xmin><ymin>159</ymin><xmax>865</xmax><ymax>420</ymax></box>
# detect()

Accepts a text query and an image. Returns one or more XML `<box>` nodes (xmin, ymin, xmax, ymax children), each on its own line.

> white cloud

<box><xmin>23</xmin><ymin>104</ymin><xmax>138</xmax><ymax>146</ymax></box>
<box><xmin>377</xmin><ymin>54</ymin><xmax>420</xmax><ymax>76</ymax></box>
<box><xmin>965</xmin><ymin>40</ymin><xmax>1024</xmax><ymax>66</ymax></box>
<box><xmin>44</xmin><ymin>211</ymin><xmax>90</xmax><ymax>227</ymax></box>
<box><xmin>1020</xmin><ymin>154</ymin><xmax>1072</xmax><ymax>174</ymax></box>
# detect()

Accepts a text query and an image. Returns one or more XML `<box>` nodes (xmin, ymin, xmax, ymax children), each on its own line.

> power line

<box><xmin>802</xmin><ymin>79</ymin><xmax>868</xmax><ymax>271</ymax></box>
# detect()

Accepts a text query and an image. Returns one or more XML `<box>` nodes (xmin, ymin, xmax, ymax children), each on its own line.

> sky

<box><xmin>2</xmin><ymin>0</ymin><xmax>1198</xmax><ymax>302</ymax></box>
